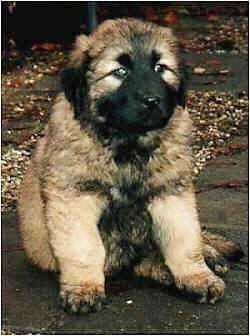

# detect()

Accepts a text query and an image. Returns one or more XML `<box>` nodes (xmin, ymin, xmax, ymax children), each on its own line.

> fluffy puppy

<box><xmin>18</xmin><ymin>18</ymin><xmax>243</xmax><ymax>313</ymax></box>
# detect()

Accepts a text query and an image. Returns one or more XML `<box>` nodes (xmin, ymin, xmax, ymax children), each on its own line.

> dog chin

<box><xmin>103</xmin><ymin>116</ymin><xmax>169</xmax><ymax>137</ymax></box>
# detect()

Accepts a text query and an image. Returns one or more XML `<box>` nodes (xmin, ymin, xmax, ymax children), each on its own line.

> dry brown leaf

<box><xmin>179</xmin><ymin>39</ymin><xmax>190</xmax><ymax>48</ymax></box>
<box><xmin>205</xmin><ymin>59</ymin><xmax>222</xmax><ymax>66</ymax></box>
<box><xmin>215</xmin><ymin>179</ymin><xmax>248</xmax><ymax>188</ymax></box>
<box><xmin>163</xmin><ymin>10</ymin><xmax>180</xmax><ymax>25</ymax></box>
<box><xmin>5</xmin><ymin>79</ymin><xmax>22</xmax><ymax>88</ymax></box>
<box><xmin>207</xmin><ymin>14</ymin><xmax>219</xmax><ymax>22</ymax></box>
<box><xmin>31</xmin><ymin>43</ymin><xmax>62</xmax><ymax>52</ymax></box>
<box><xmin>143</xmin><ymin>6</ymin><xmax>158</xmax><ymax>21</ymax></box>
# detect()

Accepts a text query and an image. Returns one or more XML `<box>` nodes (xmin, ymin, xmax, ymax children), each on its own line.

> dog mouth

<box><xmin>96</xmin><ymin>101</ymin><xmax>168</xmax><ymax>136</ymax></box>
<box><xmin>101</xmin><ymin>115</ymin><xmax>168</xmax><ymax>139</ymax></box>
<box><xmin>112</xmin><ymin>116</ymin><xmax>168</xmax><ymax>134</ymax></box>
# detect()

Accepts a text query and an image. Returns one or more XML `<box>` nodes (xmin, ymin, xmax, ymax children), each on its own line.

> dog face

<box><xmin>61</xmin><ymin>19</ymin><xmax>186</xmax><ymax>137</ymax></box>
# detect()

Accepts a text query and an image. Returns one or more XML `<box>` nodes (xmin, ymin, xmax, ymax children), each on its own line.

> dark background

<box><xmin>2</xmin><ymin>1</ymin><xmax>248</xmax><ymax>48</ymax></box>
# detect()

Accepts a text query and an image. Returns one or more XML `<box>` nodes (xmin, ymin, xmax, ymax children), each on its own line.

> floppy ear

<box><xmin>60</xmin><ymin>35</ymin><xmax>90</xmax><ymax>119</ymax></box>
<box><xmin>177</xmin><ymin>60</ymin><xmax>188</xmax><ymax>108</ymax></box>
<box><xmin>60</xmin><ymin>65</ymin><xmax>88</xmax><ymax>119</ymax></box>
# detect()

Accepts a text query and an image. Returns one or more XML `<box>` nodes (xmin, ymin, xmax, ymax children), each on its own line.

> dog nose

<box><xmin>143</xmin><ymin>96</ymin><xmax>161</xmax><ymax>108</ymax></box>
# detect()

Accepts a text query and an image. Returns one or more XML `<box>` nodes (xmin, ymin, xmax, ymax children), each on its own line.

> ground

<box><xmin>2</xmin><ymin>4</ymin><xmax>248</xmax><ymax>335</ymax></box>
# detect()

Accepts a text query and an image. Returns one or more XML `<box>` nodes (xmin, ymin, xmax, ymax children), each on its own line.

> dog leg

<box><xmin>133</xmin><ymin>242</ymin><xmax>228</xmax><ymax>287</ymax></box>
<box><xmin>148</xmin><ymin>188</ymin><xmax>225</xmax><ymax>304</ymax></box>
<box><xmin>19</xmin><ymin>161</ymin><xmax>57</xmax><ymax>271</ymax></box>
<box><xmin>134</xmin><ymin>254</ymin><xmax>174</xmax><ymax>285</ymax></box>
<box><xmin>202</xmin><ymin>229</ymin><xmax>244</xmax><ymax>261</ymax></box>
<box><xmin>202</xmin><ymin>243</ymin><xmax>229</xmax><ymax>275</ymax></box>
<box><xmin>45</xmin><ymin>189</ymin><xmax>107</xmax><ymax>313</ymax></box>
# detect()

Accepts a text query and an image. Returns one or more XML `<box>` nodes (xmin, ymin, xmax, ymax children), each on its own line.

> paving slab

<box><xmin>198</xmin><ymin>188</ymin><xmax>248</xmax><ymax>233</ymax></box>
<box><xmin>196</xmin><ymin>137</ymin><xmax>248</xmax><ymax>234</ymax></box>
<box><xmin>197</xmin><ymin>151</ymin><xmax>248</xmax><ymax>187</ymax></box>
<box><xmin>2</xmin><ymin>143</ymin><xmax>248</xmax><ymax>334</ymax></box>
<box><xmin>183</xmin><ymin>53</ymin><xmax>248</xmax><ymax>93</ymax></box>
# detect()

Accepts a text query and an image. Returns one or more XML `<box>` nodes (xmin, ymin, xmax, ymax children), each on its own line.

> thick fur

<box><xmin>18</xmin><ymin>18</ymin><xmax>243</xmax><ymax>313</ymax></box>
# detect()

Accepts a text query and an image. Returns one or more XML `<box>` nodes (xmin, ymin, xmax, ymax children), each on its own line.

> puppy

<box><xmin>18</xmin><ymin>18</ymin><xmax>243</xmax><ymax>313</ymax></box>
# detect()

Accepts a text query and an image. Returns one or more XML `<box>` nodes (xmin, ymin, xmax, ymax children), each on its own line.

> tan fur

<box><xmin>202</xmin><ymin>229</ymin><xmax>244</xmax><ymax>261</ymax></box>
<box><xmin>18</xmin><ymin>133</ymin><xmax>57</xmax><ymax>271</ymax></box>
<box><xmin>202</xmin><ymin>244</ymin><xmax>229</xmax><ymax>274</ymax></box>
<box><xmin>18</xmin><ymin>18</ymin><xmax>241</xmax><ymax>312</ymax></box>
<box><xmin>148</xmin><ymin>188</ymin><xmax>225</xmax><ymax>303</ymax></box>
<box><xmin>134</xmin><ymin>255</ymin><xmax>173</xmax><ymax>285</ymax></box>
<box><xmin>68</xmin><ymin>34</ymin><xmax>90</xmax><ymax>68</ymax></box>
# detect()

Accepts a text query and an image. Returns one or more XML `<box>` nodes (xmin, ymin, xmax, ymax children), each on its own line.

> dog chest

<box><xmin>97</xmin><ymin>166</ymin><xmax>159</xmax><ymax>270</ymax></box>
<box><xmin>100</xmin><ymin>181</ymin><xmax>154</xmax><ymax>242</ymax></box>
<box><xmin>77</xmin><ymin>163</ymin><xmax>162</xmax><ymax>273</ymax></box>
<box><xmin>98</xmin><ymin>180</ymin><xmax>156</xmax><ymax>274</ymax></box>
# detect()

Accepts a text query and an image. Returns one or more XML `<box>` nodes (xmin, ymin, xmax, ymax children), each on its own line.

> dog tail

<box><xmin>201</xmin><ymin>229</ymin><xmax>245</xmax><ymax>261</ymax></box>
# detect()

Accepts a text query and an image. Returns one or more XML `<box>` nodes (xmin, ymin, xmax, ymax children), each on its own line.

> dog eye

<box><xmin>113</xmin><ymin>67</ymin><xmax>128</xmax><ymax>78</ymax></box>
<box><xmin>154</xmin><ymin>63</ymin><xmax>167</xmax><ymax>74</ymax></box>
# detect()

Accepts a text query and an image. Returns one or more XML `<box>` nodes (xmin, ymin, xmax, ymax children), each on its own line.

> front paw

<box><xmin>203</xmin><ymin>243</ymin><xmax>229</xmax><ymax>276</ymax></box>
<box><xmin>175</xmin><ymin>271</ymin><xmax>225</xmax><ymax>304</ymax></box>
<box><xmin>205</xmin><ymin>254</ymin><xmax>229</xmax><ymax>276</ymax></box>
<box><xmin>60</xmin><ymin>282</ymin><xmax>106</xmax><ymax>314</ymax></box>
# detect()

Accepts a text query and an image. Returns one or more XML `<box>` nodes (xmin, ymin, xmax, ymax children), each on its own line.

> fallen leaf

<box><xmin>206</xmin><ymin>159</ymin><xmax>237</xmax><ymax>166</ymax></box>
<box><xmin>193</xmin><ymin>67</ymin><xmax>206</xmax><ymax>75</ymax></box>
<box><xmin>177</xmin><ymin>8</ymin><xmax>190</xmax><ymax>15</ymax></box>
<box><xmin>24</xmin><ymin>79</ymin><xmax>35</xmax><ymax>86</ymax></box>
<box><xmin>179</xmin><ymin>39</ymin><xmax>190</xmax><ymax>48</ymax></box>
<box><xmin>196</xmin><ymin>179</ymin><xmax>248</xmax><ymax>193</ymax></box>
<box><xmin>215</xmin><ymin>179</ymin><xmax>248</xmax><ymax>188</ymax></box>
<box><xmin>2</xmin><ymin>119</ymin><xmax>9</xmax><ymax>128</ymax></box>
<box><xmin>5</xmin><ymin>79</ymin><xmax>22</xmax><ymax>88</ymax></box>
<box><xmin>14</xmin><ymin>106</ymin><xmax>25</xmax><ymax>113</ymax></box>
<box><xmin>214</xmin><ymin>142</ymin><xmax>248</xmax><ymax>155</ymax></box>
<box><xmin>31</xmin><ymin>43</ymin><xmax>62</xmax><ymax>52</ymax></box>
<box><xmin>219</xmin><ymin>69</ymin><xmax>230</xmax><ymax>75</ymax></box>
<box><xmin>163</xmin><ymin>10</ymin><xmax>180</xmax><ymax>25</ymax></box>
<box><xmin>126</xmin><ymin>300</ymin><xmax>133</xmax><ymax>305</ymax></box>
<box><xmin>143</xmin><ymin>6</ymin><xmax>158</xmax><ymax>21</ymax></box>
<box><xmin>205</xmin><ymin>59</ymin><xmax>222</xmax><ymax>66</ymax></box>
<box><xmin>207</xmin><ymin>14</ymin><xmax>219</xmax><ymax>22</ymax></box>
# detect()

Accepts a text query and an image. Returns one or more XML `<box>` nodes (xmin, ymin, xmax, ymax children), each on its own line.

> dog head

<box><xmin>61</xmin><ymin>18</ymin><xmax>186</xmax><ymax>138</ymax></box>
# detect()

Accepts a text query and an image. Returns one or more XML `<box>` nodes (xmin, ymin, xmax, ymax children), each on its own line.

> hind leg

<box><xmin>202</xmin><ymin>229</ymin><xmax>244</xmax><ymax>261</ymax></box>
<box><xmin>18</xmin><ymin>161</ymin><xmax>57</xmax><ymax>271</ymax></box>
<box><xmin>134</xmin><ymin>254</ymin><xmax>174</xmax><ymax>285</ymax></box>
<box><xmin>203</xmin><ymin>243</ymin><xmax>228</xmax><ymax>275</ymax></box>
<box><xmin>133</xmin><ymin>244</ymin><xmax>228</xmax><ymax>287</ymax></box>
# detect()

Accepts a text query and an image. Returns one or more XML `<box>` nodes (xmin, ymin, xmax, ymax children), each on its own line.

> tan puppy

<box><xmin>18</xmin><ymin>18</ymin><xmax>243</xmax><ymax>313</ymax></box>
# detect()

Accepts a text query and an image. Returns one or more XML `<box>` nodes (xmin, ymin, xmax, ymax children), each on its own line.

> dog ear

<box><xmin>177</xmin><ymin>60</ymin><xmax>188</xmax><ymax>108</ymax></box>
<box><xmin>60</xmin><ymin>35</ymin><xmax>90</xmax><ymax>119</ymax></box>
<box><xmin>68</xmin><ymin>34</ymin><xmax>90</xmax><ymax>68</ymax></box>
<box><xmin>60</xmin><ymin>67</ymin><xmax>86</xmax><ymax>119</ymax></box>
